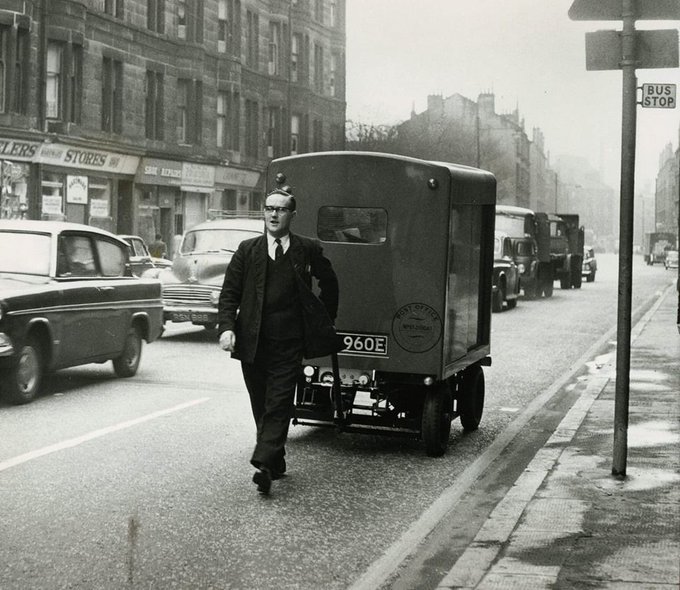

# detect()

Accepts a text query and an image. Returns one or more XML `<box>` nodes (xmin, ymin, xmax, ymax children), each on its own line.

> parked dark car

<box><xmin>582</xmin><ymin>245</ymin><xmax>598</xmax><ymax>282</ymax></box>
<box><xmin>492</xmin><ymin>231</ymin><xmax>520</xmax><ymax>312</ymax></box>
<box><xmin>118</xmin><ymin>234</ymin><xmax>173</xmax><ymax>277</ymax></box>
<box><xmin>158</xmin><ymin>215</ymin><xmax>263</xmax><ymax>329</ymax></box>
<box><xmin>0</xmin><ymin>220</ymin><xmax>163</xmax><ymax>404</ymax></box>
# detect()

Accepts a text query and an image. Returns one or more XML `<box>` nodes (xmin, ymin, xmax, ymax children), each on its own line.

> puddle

<box><xmin>628</xmin><ymin>421</ymin><xmax>680</xmax><ymax>448</ymax></box>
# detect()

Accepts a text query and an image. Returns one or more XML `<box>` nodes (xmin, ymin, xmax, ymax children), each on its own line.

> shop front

<box><xmin>213</xmin><ymin>165</ymin><xmax>264</xmax><ymax>216</ymax></box>
<box><xmin>0</xmin><ymin>138</ymin><xmax>40</xmax><ymax>219</ymax></box>
<box><xmin>134</xmin><ymin>159</ymin><xmax>215</xmax><ymax>259</ymax></box>
<box><xmin>37</xmin><ymin>142</ymin><xmax>139</xmax><ymax>233</ymax></box>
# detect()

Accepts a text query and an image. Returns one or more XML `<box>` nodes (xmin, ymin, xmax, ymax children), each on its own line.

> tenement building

<box><xmin>0</xmin><ymin>0</ymin><xmax>346</xmax><ymax>252</ymax></box>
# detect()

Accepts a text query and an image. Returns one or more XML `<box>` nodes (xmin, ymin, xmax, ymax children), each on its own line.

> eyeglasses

<box><xmin>263</xmin><ymin>206</ymin><xmax>291</xmax><ymax>214</ymax></box>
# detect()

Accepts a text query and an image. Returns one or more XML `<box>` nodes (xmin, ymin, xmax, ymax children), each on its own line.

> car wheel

<box><xmin>506</xmin><ymin>297</ymin><xmax>517</xmax><ymax>310</ymax></box>
<box><xmin>459</xmin><ymin>365</ymin><xmax>485</xmax><ymax>432</ymax></box>
<box><xmin>422</xmin><ymin>382</ymin><xmax>452</xmax><ymax>457</ymax></box>
<box><xmin>113</xmin><ymin>325</ymin><xmax>143</xmax><ymax>378</ymax></box>
<box><xmin>542</xmin><ymin>280</ymin><xmax>554</xmax><ymax>298</ymax></box>
<box><xmin>2</xmin><ymin>338</ymin><xmax>43</xmax><ymax>405</ymax></box>
<box><xmin>492</xmin><ymin>284</ymin><xmax>504</xmax><ymax>313</ymax></box>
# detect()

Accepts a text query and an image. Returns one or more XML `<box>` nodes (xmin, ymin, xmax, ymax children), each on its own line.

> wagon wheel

<box><xmin>422</xmin><ymin>381</ymin><xmax>452</xmax><ymax>457</ymax></box>
<box><xmin>459</xmin><ymin>365</ymin><xmax>485</xmax><ymax>432</ymax></box>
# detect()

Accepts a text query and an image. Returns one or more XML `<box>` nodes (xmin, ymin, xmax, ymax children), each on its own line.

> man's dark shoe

<box><xmin>271</xmin><ymin>458</ymin><xmax>287</xmax><ymax>480</ymax></box>
<box><xmin>252</xmin><ymin>469</ymin><xmax>272</xmax><ymax>494</ymax></box>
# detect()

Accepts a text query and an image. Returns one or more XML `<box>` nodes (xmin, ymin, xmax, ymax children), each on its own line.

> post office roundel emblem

<box><xmin>392</xmin><ymin>303</ymin><xmax>442</xmax><ymax>353</ymax></box>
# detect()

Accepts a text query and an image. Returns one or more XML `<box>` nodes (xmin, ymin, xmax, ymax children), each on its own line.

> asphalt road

<box><xmin>0</xmin><ymin>253</ymin><xmax>674</xmax><ymax>590</ymax></box>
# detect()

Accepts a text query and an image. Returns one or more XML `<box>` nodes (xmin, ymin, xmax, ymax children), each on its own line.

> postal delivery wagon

<box><xmin>266</xmin><ymin>152</ymin><xmax>496</xmax><ymax>456</ymax></box>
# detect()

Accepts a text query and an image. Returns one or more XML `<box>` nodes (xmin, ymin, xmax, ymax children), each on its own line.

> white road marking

<box><xmin>0</xmin><ymin>398</ymin><xmax>210</xmax><ymax>473</ymax></box>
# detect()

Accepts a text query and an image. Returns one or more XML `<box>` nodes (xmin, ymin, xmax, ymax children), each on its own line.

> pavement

<box><xmin>436</xmin><ymin>284</ymin><xmax>680</xmax><ymax>590</ymax></box>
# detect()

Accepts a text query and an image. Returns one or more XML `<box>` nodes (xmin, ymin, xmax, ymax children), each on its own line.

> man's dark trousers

<box><xmin>241</xmin><ymin>335</ymin><xmax>303</xmax><ymax>474</ymax></box>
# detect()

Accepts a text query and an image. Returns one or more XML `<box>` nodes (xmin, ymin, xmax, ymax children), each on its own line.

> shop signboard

<box><xmin>66</xmin><ymin>175</ymin><xmax>88</xmax><ymax>204</ymax></box>
<box><xmin>214</xmin><ymin>166</ymin><xmax>261</xmax><ymax>188</ymax></box>
<box><xmin>37</xmin><ymin>143</ymin><xmax>139</xmax><ymax>175</ymax></box>
<box><xmin>42</xmin><ymin>195</ymin><xmax>63</xmax><ymax>216</ymax></box>
<box><xmin>0</xmin><ymin>138</ymin><xmax>41</xmax><ymax>161</ymax></box>
<box><xmin>181</xmin><ymin>163</ymin><xmax>215</xmax><ymax>193</ymax></box>
<box><xmin>89</xmin><ymin>198</ymin><xmax>110</xmax><ymax>218</ymax></box>
<box><xmin>136</xmin><ymin>158</ymin><xmax>183</xmax><ymax>186</ymax></box>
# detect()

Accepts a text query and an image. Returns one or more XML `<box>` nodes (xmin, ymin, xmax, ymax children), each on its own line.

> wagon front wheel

<box><xmin>459</xmin><ymin>365</ymin><xmax>485</xmax><ymax>431</ymax></box>
<box><xmin>422</xmin><ymin>382</ymin><xmax>452</xmax><ymax>457</ymax></box>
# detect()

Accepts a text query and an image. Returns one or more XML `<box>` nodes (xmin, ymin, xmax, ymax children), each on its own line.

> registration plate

<box><xmin>338</xmin><ymin>332</ymin><xmax>389</xmax><ymax>358</ymax></box>
<box><xmin>172</xmin><ymin>312</ymin><xmax>211</xmax><ymax>323</ymax></box>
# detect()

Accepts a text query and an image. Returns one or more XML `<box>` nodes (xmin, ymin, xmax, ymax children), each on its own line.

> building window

<box><xmin>177</xmin><ymin>78</ymin><xmax>188</xmax><ymax>143</ymax></box>
<box><xmin>314</xmin><ymin>0</ymin><xmax>323</xmax><ymax>23</ymax></box>
<box><xmin>105</xmin><ymin>0</ymin><xmax>124</xmax><ymax>18</ymax></box>
<box><xmin>291</xmin><ymin>33</ymin><xmax>300</xmax><ymax>83</ymax></box>
<box><xmin>46</xmin><ymin>42</ymin><xmax>63</xmax><ymax>120</ymax></box>
<box><xmin>145</xmin><ymin>70</ymin><xmax>164</xmax><ymax>140</ymax></box>
<box><xmin>245</xmin><ymin>99</ymin><xmax>259</xmax><ymax>158</ymax></box>
<box><xmin>246</xmin><ymin>10</ymin><xmax>259</xmax><ymax>68</ymax></box>
<box><xmin>217</xmin><ymin>92</ymin><xmax>227</xmax><ymax>147</ymax></box>
<box><xmin>147</xmin><ymin>0</ymin><xmax>165</xmax><ymax>33</ymax></box>
<box><xmin>217</xmin><ymin>91</ymin><xmax>240</xmax><ymax>151</ymax></box>
<box><xmin>313</xmin><ymin>42</ymin><xmax>323</xmax><ymax>94</ymax></box>
<box><xmin>67</xmin><ymin>45</ymin><xmax>83</xmax><ymax>124</ymax></box>
<box><xmin>0</xmin><ymin>27</ymin><xmax>7</xmax><ymax>112</ymax></box>
<box><xmin>268</xmin><ymin>21</ymin><xmax>282</xmax><ymax>76</ymax></box>
<box><xmin>312</xmin><ymin>119</ymin><xmax>322</xmax><ymax>151</ymax></box>
<box><xmin>177</xmin><ymin>0</ymin><xmax>203</xmax><ymax>42</ymax></box>
<box><xmin>102</xmin><ymin>56</ymin><xmax>123</xmax><ymax>133</ymax></box>
<box><xmin>329</xmin><ymin>52</ymin><xmax>337</xmax><ymax>98</ymax></box>
<box><xmin>177</xmin><ymin>78</ymin><xmax>202</xmax><ymax>144</ymax></box>
<box><xmin>290</xmin><ymin>114</ymin><xmax>300</xmax><ymax>155</ymax></box>
<box><xmin>267</xmin><ymin>106</ymin><xmax>283</xmax><ymax>158</ymax></box>
<box><xmin>218</xmin><ymin>0</ymin><xmax>240</xmax><ymax>55</ymax></box>
<box><xmin>329</xmin><ymin>0</ymin><xmax>337</xmax><ymax>26</ymax></box>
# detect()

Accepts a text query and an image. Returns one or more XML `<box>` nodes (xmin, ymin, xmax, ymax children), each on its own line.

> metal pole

<box><xmin>612</xmin><ymin>0</ymin><xmax>638</xmax><ymax>477</ymax></box>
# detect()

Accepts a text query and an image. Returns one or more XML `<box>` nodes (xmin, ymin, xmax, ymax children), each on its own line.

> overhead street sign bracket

<box><xmin>569</xmin><ymin>0</ymin><xmax>680</xmax><ymax>20</ymax></box>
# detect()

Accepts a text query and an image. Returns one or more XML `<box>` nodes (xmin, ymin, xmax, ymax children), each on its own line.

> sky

<box><xmin>344</xmin><ymin>0</ymin><xmax>680</xmax><ymax>192</ymax></box>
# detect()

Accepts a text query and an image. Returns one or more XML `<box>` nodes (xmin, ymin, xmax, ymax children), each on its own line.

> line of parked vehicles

<box><xmin>491</xmin><ymin>205</ymin><xmax>598</xmax><ymax>312</ymax></box>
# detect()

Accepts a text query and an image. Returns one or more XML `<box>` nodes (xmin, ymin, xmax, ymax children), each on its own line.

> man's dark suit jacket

<box><xmin>217</xmin><ymin>233</ymin><xmax>341</xmax><ymax>363</ymax></box>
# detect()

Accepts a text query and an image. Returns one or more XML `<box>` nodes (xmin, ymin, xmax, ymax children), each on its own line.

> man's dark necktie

<box><xmin>275</xmin><ymin>238</ymin><xmax>283</xmax><ymax>260</ymax></box>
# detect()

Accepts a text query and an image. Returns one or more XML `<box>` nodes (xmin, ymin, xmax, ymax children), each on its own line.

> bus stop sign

<box><xmin>640</xmin><ymin>84</ymin><xmax>677</xmax><ymax>108</ymax></box>
<box><xmin>569</xmin><ymin>0</ymin><xmax>680</xmax><ymax>20</ymax></box>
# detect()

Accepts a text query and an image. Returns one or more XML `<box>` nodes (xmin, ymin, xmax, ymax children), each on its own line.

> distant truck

<box><xmin>495</xmin><ymin>205</ymin><xmax>584</xmax><ymax>298</ymax></box>
<box><xmin>643</xmin><ymin>232</ymin><xmax>677</xmax><ymax>265</ymax></box>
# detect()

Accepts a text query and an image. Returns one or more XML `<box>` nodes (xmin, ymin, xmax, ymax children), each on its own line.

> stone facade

<box><xmin>0</xmin><ymin>0</ymin><xmax>346</xmax><ymax>253</ymax></box>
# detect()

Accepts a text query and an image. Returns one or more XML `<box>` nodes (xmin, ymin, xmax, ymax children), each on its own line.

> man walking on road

<box><xmin>217</xmin><ymin>188</ymin><xmax>341</xmax><ymax>494</ymax></box>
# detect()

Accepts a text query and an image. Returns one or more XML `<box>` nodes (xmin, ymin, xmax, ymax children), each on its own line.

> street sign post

<box><xmin>640</xmin><ymin>84</ymin><xmax>677</xmax><ymax>108</ymax></box>
<box><xmin>570</xmin><ymin>0</ymin><xmax>680</xmax><ymax>478</ymax></box>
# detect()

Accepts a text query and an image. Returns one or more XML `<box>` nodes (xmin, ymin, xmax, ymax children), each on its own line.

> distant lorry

<box><xmin>643</xmin><ymin>232</ymin><xmax>677</xmax><ymax>265</ymax></box>
<box><xmin>495</xmin><ymin>205</ymin><xmax>584</xmax><ymax>297</ymax></box>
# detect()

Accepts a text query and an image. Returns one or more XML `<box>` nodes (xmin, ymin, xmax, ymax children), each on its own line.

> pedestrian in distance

<box><xmin>217</xmin><ymin>188</ymin><xmax>342</xmax><ymax>495</ymax></box>
<box><xmin>149</xmin><ymin>233</ymin><xmax>167</xmax><ymax>259</ymax></box>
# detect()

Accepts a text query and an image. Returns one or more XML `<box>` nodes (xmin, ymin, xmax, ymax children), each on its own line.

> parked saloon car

<box><xmin>492</xmin><ymin>231</ymin><xmax>520</xmax><ymax>312</ymax></box>
<box><xmin>158</xmin><ymin>215</ymin><xmax>263</xmax><ymax>329</ymax></box>
<box><xmin>0</xmin><ymin>221</ymin><xmax>163</xmax><ymax>404</ymax></box>
<box><xmin>118</xmin><ymin>234</ymin><xmax>173</xmax><ymax>277</ymax></box>
<box><xmin>664</xmin><ymin>250</ymin><xmax>678</xmax><ymax>270</ymax></box>
<box><xmin>582</xmin><ymin>246</ymin><xmax>598</xmax><ymax>282</ymax></box>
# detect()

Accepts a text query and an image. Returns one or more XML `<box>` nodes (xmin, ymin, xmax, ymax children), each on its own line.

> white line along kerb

<box><xmin>0</xmin><ymin>398</ymin><xmax>210</xmax><ymax>473</ymax></box>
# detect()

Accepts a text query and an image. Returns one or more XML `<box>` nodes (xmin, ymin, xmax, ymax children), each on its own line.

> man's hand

<box><xmin>219</xmin><ymin>330</ymin><xmax>236</xmax><ymax>352</ymax></box>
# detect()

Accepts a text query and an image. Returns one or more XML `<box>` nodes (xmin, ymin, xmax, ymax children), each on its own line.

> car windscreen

<box><xmin>180</xmin><ymin>229</ymin><xmax>261</xmax><ymax>254</ymax></box>
<box><xmin>0</xmin><ymin>231</ymin><xmax>51</xmax><ymax>275</ymax></box>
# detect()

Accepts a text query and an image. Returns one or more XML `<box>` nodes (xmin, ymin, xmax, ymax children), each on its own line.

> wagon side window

<box><xmin>317</xmin><ymin>206</ymin><xmax>387</xmax><ymax>244</ymax></box>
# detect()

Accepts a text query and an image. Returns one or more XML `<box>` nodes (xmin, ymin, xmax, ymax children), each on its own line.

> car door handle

<box><xmin>98</xmin><ymin>286</ymin><xmax>115</xmax><ymax>292</ymax></box>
